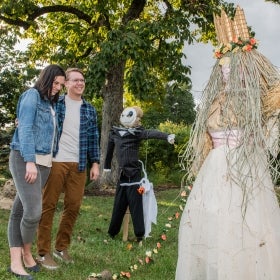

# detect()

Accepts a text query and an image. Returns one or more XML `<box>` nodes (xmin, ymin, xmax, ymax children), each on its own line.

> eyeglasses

<box><xmin>68</xmin><ymin>79</ymin><xmax>85</xmax><ymax>83</ymax></box>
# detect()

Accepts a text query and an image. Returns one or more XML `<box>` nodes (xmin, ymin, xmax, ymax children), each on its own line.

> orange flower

<box><xmin>175</xmin><ymin>212</ymin><xmax>180</xmax><ymax>219</ymax></box>
<box><xmin>247</xmin><ymin>44</ymin><xmax>253</xmax><ymax>51</ymax></box>
<box><xmin>243</xmin><ymin>44</ymin><xmax>253</xmax><ymax>51</ymax></box>
<box><xmin>137</xmin><ymin>186</ymin><xmax>145</xmax><ymax>195</ymax></box>
<box><xmin>214</xmin><ymin>36</ymin><xmax>257</xmax><ymax>59</ymax></box>
<box><xmin>157</xmin><ymin>242</ymin><xmax>161</xmax><ymax>248</ymax></box>
<box><xmin>121</xmin><ymin>271</ymin><xmax>131</xmax><ymax>278</ymax></box>
<box><xmin>250</xmin><ymin>38</ymin><xmax>257</xmax><ymax>45</ymax></box>
<box><xmin>145</xmin><ymin>256</ymin><xmax>151</xmax><ymax>263</ymax></box>
<box><xmin>215</xmin><ymin>51</ymin><xmax>222</xmax><ymax>58</ymax></box>
<box><xmin>161</xmin><ymin>234</ymin><xmax>167</xmax><ymax>241</ymax></box>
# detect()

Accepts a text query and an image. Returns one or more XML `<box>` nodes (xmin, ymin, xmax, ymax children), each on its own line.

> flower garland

<box><xmin>87</xmin><ymin>188</ymin><xmax>190</xmax><ymax>279</ymax></box>
<box><xmin>214</xmin><ymin>37</ymin><xmax>258</xmax><ymax>59</ymax></box>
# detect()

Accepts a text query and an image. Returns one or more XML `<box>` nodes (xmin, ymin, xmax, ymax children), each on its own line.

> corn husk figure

<box><xmin>176</xmin><ymin>6</ymin><xmax>280</xmax><ymax>280</ymax></box>
<box><xmin>181</xmin><ymin>50</ymin><xmax>280</xmax><ymax>193</ymax></box>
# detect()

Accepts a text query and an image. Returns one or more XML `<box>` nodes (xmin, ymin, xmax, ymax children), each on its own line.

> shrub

<box><xmin>139</xmin><ymin>121</ymin><xmax>191</xmax><ymax>186</ymax></box>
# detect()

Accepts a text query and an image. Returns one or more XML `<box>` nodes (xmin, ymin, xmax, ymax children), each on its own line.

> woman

<box><xmin>7</xmin><ymin>64</ymin><xmax>65</xmax><ymax>279</ymax></box>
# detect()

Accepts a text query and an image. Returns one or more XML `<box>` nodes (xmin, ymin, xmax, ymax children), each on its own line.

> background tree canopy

<box><xmin>0</xmin><ymin>0</ymin><xmax>235</xmax><ymax>185</ymax></box>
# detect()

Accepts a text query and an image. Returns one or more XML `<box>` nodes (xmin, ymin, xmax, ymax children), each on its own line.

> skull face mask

<box><xmin>120</xmin><ymin>106</ymin><xmax>143</xmax><ymax>128</ymax></box>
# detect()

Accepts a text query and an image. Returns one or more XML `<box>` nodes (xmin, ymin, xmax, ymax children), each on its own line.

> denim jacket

<box><xmin>10</xmin><ymin>88</ymin><xmax>57</xmax><ymax>162</ymax></box>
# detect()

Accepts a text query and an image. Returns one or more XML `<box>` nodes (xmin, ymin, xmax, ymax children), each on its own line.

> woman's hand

<box><xmin>25</xmin><ymin>162</ymin><xmax>38</xmax><ymax>184</ymax></box>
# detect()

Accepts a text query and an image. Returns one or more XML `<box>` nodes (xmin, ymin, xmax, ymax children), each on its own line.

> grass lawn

<box><xmin>0</xmin><ymin>187</ymin><xmax>183</xmax><ymax>280</ymax></box>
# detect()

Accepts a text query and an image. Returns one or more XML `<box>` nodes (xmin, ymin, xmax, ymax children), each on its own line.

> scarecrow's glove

<box><xmin>168</xmin><ymin>134</ymin><xmax>175</xmax><ymax>144</ymax></box>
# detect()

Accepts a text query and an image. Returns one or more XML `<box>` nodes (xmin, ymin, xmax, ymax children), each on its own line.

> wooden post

<box><xmin>122</xmin><ymin>207</ymin><xmax>130</xmax><ymax>241</ymax></box>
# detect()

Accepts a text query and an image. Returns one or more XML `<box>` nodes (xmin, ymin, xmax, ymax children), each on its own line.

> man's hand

<box><xmin>90</xmin><ymin>162</ymin><xmax>100</xmax><ymax>180</ymax></box>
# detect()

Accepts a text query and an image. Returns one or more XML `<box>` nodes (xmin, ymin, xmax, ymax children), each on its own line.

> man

<box><xmin>36</xmin><ymin>68</ymin><xmax>100</xmax><ymax>269</ymax></box>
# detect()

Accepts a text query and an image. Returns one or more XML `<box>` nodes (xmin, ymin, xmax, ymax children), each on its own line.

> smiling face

<box><xmin>51</xmin><ymin>76</ymin><xmax>65</xmax><ymax>96</ymax></box>
<box><xmin>65</xmin><ymin>70</ymin><xmax>85</xmax><ymax>100</ymax></box>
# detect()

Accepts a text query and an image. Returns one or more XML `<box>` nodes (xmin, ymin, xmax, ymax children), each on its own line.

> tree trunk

<box><xmin>99</xmin><ymin>60</ymin><xmax>126</xmax><ymax>187</ymax></box>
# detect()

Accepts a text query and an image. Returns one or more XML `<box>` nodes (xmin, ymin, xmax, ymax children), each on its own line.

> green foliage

<box><xmin>142</xmin><ymin>82</ymin><xmax>196</xmax><ymax>128</ymax></box>
<box><xmin>0</xmin><ymin>0</ymin><xmax>232</xmax><ymax>100</ymax></box>
<box><xmin>0</xmin><ymin>27</ymin><xmax>37</xmax><ymax>127</ymax></box>
<box><xmin>139</xmin><ymin>121</ymin><xmax>192</xmax><ymax>185</ymax></box>
<box><xmin>0</xmin><ymin>128</ymin><xmax>13</xmax><ymax>186</ymax></box>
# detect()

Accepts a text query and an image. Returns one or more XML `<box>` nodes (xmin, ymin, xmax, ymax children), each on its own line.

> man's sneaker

<box><xmin>36</xmin><ymin>253</ymin><xmax>59</xmax><ymax>270</ymax></box>
<box><xmin>53</xmin><ymin>249</ymin><xmax>74</xmax><ymax>264</ymax></box>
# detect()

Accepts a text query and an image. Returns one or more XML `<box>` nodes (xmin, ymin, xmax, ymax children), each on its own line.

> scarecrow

<box><xmin>176</xmin><ymin>6</ymin><xmax>280</xmax><ymax>280</ymax></box>
<box><xmin>104</xmin><ymin>106</ymin><xmax>175</xmax><ymax>242</ymax></box>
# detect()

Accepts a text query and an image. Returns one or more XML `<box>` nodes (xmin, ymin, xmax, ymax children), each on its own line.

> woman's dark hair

<box><xmin>34</xmin><ymin>64</ymin><xmax>66</xmax><ymax>103</ymax></box>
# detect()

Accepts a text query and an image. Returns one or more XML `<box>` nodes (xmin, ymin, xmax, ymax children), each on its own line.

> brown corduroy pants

<box><xmin>37</xmin><ymin>162</ymin><xmax>86</xmax><ymax>255</ymax></box>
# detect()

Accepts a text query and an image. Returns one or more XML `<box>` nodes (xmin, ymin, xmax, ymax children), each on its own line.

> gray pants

<box><xmin>8</xmin><ymin>150</ymin><xmax>50</xmax><ymax>247</ymax></box>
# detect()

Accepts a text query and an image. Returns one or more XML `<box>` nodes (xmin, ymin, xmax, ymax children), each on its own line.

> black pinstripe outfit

<box><xmin>104</xmin><ymin>126</ymin><xmax>169</xmax><ymax>241</ymax></box>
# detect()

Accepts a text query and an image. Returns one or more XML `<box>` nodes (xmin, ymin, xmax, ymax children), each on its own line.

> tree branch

<box><xmin>0</xmin><ymin>15</ymin><xmax>30</xmax><ymax>30</ymax></box>
<box><xmin>29</xmin><ymin>5</ymin><xmax>92</xmax><ymax>24</ymax></box>
<box><xmin>122</xmin><ymin>0</ymin><xmax>146</xmax><ymax>24</ymax></box>
<box><xmin>1</xmin><ymin>4</ymin><xmax>107</xmax><ymax>31</ymax></box>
